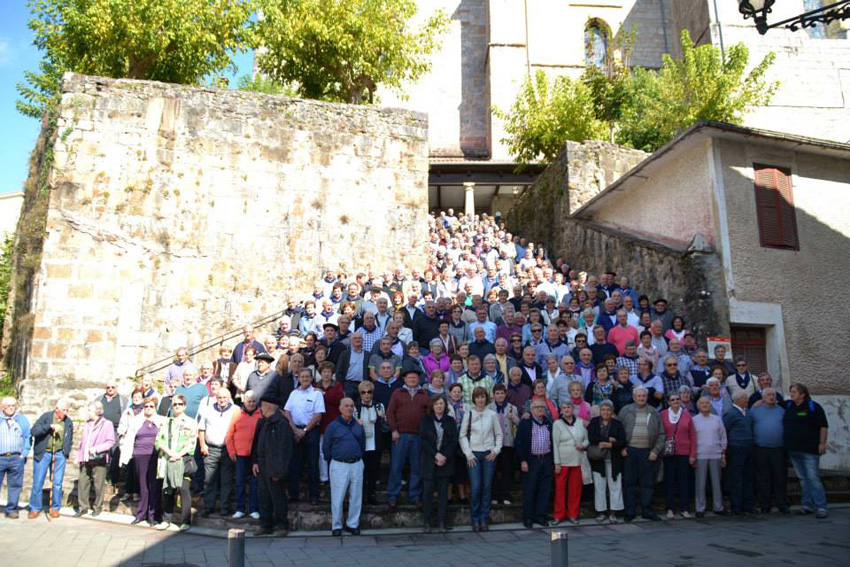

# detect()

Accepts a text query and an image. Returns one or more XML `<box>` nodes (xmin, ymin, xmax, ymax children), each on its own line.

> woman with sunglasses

<box><xmin>120</xmin><ymin>396</ymin><xmax>167</xmax><ymax>526</ymax></box>
<box><xmin>155</xmin><ymin>394</ymin><xmax>198</xmax><ymax>531</ymax></box>
<box><xmin>660</xmin><ymin>390</ymin><xmax>697</xmax><ymax>519</ymax></box>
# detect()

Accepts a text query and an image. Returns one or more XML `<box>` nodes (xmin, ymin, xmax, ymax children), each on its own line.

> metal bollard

<box><xmin>228</xmin><ymin>528</ymin><xmax>245</xmax><ymax>567</ymax></box>
<box><xmin>551</xmin><ymin>530</ymin><xmax>568</xmax><ymax>567</ymax></box>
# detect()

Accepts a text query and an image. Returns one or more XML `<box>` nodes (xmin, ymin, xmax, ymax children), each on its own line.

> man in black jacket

<box><xmin>28</xmin><ymin>398</ymin><xmax>74</xmax><ymax>519</ymax></box>
<box><xmin>252</xmin><ymin>391</ymin><xmax>294</xmax><ymax>536</ymax></box>
<box><xmin>515</xmin><ymin>401</ymin><xmax>554</xmax><ymax>528</ymax></box>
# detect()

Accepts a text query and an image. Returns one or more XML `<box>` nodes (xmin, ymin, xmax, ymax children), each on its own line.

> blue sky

<box><xmin>0</xmin><ymin>5</ymin><xmax>253</xmax><ymax>194</ymax></box>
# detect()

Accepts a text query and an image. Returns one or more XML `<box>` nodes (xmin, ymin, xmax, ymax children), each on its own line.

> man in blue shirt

<box><xmin>750</xmin><ymin>388</ymin><xmax>789</xmax><ymax>514</ymax></box>
<box><xmin>0</xmin><ymin>396</ymin><xmax>31</xmax><ymax>518</ymax></box>
<box><xmin>322</xmin><ymin>397</ymin><xmax>365</xmax><ymax>536</ymax></box>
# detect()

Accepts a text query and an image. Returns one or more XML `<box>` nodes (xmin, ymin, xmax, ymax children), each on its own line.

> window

<box><xmin>753</xmin><ymin>163</ymin><xmax>799</xmax><ymax>250</ymax></box>
<box><xmin>584</xmin><ymin>21</ymin><xmax>609</xmax><ymax>69</ymax></box>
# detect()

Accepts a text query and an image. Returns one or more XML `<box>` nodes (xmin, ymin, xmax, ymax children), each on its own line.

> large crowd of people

<box><xmin>0</xmin><ymin>209</ymin><xmax>831</xmax><ymax>536</ymax></box>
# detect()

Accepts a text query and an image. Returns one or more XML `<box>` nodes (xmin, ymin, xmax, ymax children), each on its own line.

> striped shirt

<box><xmin>0</xmin><ymin>416</ymin><xmax>23</xmax><ymax>454</ymax></box>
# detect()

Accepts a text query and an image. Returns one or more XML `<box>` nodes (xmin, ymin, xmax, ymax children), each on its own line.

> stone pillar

<box><xmin>464</xmin><ymin>182</ymin><xmax>476</xmax><ymax>216</ymax></box>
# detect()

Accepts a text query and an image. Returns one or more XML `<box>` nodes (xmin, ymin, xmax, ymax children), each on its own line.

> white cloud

<box><xmin>0</xmin><ymin>37</ymin><xmax>12</xmax><ymax>65</ymax></box>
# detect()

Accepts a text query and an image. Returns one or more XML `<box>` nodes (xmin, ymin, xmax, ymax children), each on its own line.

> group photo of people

<box><xmin>0</xmin><ymin>210</ymin><xmax>831</xmax><ymax>537</ymax></box>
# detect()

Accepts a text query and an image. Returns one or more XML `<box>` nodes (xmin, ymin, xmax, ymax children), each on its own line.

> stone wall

<box><xmin>9</xmin><ymin>73</ymin><xmax>429</xmax><ymax>415</ymax></box>
<box><xmin>506</xmin><ymin>139</ymin><xmax>647</xmax><ymax>249</ymax></box>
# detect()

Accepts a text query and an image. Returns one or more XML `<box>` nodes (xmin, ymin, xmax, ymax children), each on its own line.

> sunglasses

<box><xmin>737</xmin><ymin>363</ymin><xmax>747</xmax><ymax>367</ymax></box>
<box><xmin>511</xmin><ymin>339</ymin><xmax>521</xmax><ymax>342</ymax></box>
<box><xmin>143</xmin><ymin>404</ymin><xmax>156</xmax><ymax>409</ymax></box>
<box><xmin>666</xmin><ymin>363</ymin><xmax>678</xmax><ymax>367</ymax></box>
<box><xmin>668</xmin><ymin>397</ymin><xmax>680</xmax><ymax>402</ymax></box>
<box><xmin>172</xmin><ymin>402</ymin><xmax>185</xmax><ymax>407</ymax></box>
<box><xmin>361</xmin><ymin>391</ymin><xmax>374</xmax><ymax>395</ymax></box>
<box><xmin>532</xmin><ymin>329</ymin><xmax>542</xmax><ymax>333</ymax></box>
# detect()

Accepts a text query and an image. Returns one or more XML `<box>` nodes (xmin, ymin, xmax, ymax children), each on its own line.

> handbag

<box><xmin>664</xmin><ymin>417</ymin><xmax>679</xmax><ymax>456</ymax></box>
<box><xmin>586</xmin><ymin>421</ymin><xmax>610</xmax><ymax>461</ymax></box>
<box><xmin>560</xmin><ymin>419</ymin><xmax>593</xmax><ymax>485</ymax></box>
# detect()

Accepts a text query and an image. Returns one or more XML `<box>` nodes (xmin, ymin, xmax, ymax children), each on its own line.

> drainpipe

<box><xmin>524</xmin><ymin>0</ymin><xmax>531</xmax><ymax>77</ymax></box>
<box><xmin>660</xmin><ymin>0</ymin><xmax>670</xmax><ymax>53</ymax></box>
<box><xmin>712</xmin><ymin>0</ymin><xmax>727</xmax><ymax>62</ymax></box>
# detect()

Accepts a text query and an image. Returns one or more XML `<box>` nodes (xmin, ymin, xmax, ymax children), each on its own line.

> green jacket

<box><xmin>155</xmin><ymin>414</ymin><xmax>198</xmax><ymax>480</ymax></box>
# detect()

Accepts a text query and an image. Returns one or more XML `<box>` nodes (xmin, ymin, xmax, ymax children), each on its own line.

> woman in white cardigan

<box><xmin>460</xmin><ymin>386</ymin><xmax>503</xmax><ymax>532</ymax></box>
<box><xmin>552</xmin><ymin>400</ymin><xmax>589</xmax><ymax>525</ymax></box>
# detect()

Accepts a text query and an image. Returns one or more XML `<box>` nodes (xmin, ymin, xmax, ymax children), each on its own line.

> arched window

<box><xmin>585</xmin><ymin>20</ymin><xmax>609</xmax><ymax>68</ymax></box>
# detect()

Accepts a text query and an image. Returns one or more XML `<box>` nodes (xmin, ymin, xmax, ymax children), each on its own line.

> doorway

<box><xmin>730</xmin><ymin>326</ymin><xmax>767</xmax><ymax>375</ymax></box>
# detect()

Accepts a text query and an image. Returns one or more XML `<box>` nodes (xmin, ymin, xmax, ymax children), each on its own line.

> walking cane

<box><xmin>45</xmin><ymin>430</ymin><xmax>58</xmax><ymax>522</ymax></box>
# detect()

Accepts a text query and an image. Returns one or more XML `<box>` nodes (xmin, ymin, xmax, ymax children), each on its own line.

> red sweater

<box><xmin>318</xmin><ymin>381</ymin><xmax>345</xmax><ymax>434</ymax></box>
<box><xmin>661</xmin><ymin>408</ymin><xmax>697</xmax><ymax>459</ymax></box>
<box><xmin>225</xmin><ymin>408</ymin><xmax>262</xmax><ymax>458</ymax></box>
<box><xmin>387</xmin><ymin>388</ymin><xmax>430</xmax><ymax>434</ymax></box>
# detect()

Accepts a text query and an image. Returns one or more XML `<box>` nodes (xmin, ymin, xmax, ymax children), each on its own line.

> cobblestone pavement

<box><xmin>2</xmin><ymin>507</ymin><xmax>848</xmax><ymax>567</ymax></box>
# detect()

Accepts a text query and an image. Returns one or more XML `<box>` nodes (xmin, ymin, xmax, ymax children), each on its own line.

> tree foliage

<box><xmin>616</xmin><ymin>30</ymin><xmax>777</xmax><ymax>152</ymax></box>
<box><xmin>253</xmin><ymin>0</ymin><xmax>450</xmax><ymax>104</ymax></box>
<box><xmin>236</xmin><ymin>74</ymin><xmax>299</xmax><ymax>97</ymax></box>
<box><xmin>493</xmin><ymin>70</ymin><xmax>608</xmax><ymax>168</ymax></box>
<box><xmin>497</xmin><ymin>30</ymin><xmax>778</xmax><ymax>165</ymax></box>
<box><xmin>18</xmin><ymin>0</ymin><xmax>255</xmax><ymax>118</ymax></box>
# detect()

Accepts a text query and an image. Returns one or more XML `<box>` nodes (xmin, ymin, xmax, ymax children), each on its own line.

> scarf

<box><xmin>449</xmin><ymin>399</ymin><xmax>465</xmax><ymax>422</ymax></box>
<box><xmin>668</xmin><ymin>407</ymin><xmax>682</xmax><ymax>425</ymax></box>
<box><xmin>735</xmin><ymin>372</ymin><xmax>751</xmax><ymax>390</ymax></box>
<box><xmin>591</xmin><ymin>381</ymin><xmax>613</xmax><ymax>405</ymax></box>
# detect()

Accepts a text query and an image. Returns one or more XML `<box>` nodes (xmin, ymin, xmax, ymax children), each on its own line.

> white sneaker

<box><xmin>596</xmin><ymin>514</ymin><xmax>607</xmax><ymax>523</ymax></box>
<box><xmin>491</xmin><ymin>500</ymin><xmax>498</xmax><ymax>506</ymax></box>
<box><xmin>503</xmin><ymin>500</ymin><xmax>512</xmax><ymax>506</ymax></box>
<box><xmin>681</xmin><ymin>511</ymin><xmax>692</xmax><ymax>519</ymax></box>
<box><xmin>155</xmin><ymin>521</ymin><xmax>170</xmax><ymax>531</ymax></box>
<box><xmin>249</xmin><ymin>512</ymin><xmax>260</xmax><ymax>520</ymax></box>
<box><xmin>666</xmin><ymin>510</ymin><xmax>675</xmax><ymax>519</ymax></box>
<box><xmin>231</xmin><ymin>511</ymin><xmax>245</xmax><ymax>519</ymax></box>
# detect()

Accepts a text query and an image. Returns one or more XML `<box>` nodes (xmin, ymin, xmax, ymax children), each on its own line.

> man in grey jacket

<box><xmin>619</xmin><ymin>386</ymin><xmax>666</xmax><ymax>522</ymax></box>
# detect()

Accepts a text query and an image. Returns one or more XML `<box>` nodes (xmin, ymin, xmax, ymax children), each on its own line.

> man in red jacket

<box><xmin>385</xmin><ymin>369</ymin><xmax>430</xmax><ymax>507</ymax></box>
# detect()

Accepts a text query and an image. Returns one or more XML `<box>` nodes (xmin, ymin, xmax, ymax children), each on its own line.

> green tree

<box><xmin>253</xmin><ymin>0</ymin><xmax>450</xmax><ymax>104</ymax></box>
<box><xmin>493</xmin><ymin>69</ymin><xmax>608</xmax><ymax>168</ymax></box>
<box><xmin>616</xmin><ymin>30</ymin><xmax>777</xmax><ymax>152</ymax></box>
<box><xmin>236</xmin><ymin>74</ymin><xmax>299</xmax><ymax>97</ymax></box>
<box><xmin>17</xmin><ymin>0</ymin><xmax>255</xmax><ymax>118</ymax></box>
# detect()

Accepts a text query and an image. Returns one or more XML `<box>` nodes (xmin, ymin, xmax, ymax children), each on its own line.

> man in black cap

<box><xmin>650</xmin><ymin>298</ymin><xmax>674</xmax><ymax>333</ymax></box>
<box><xmin>247</xmin><ymin>353</ymin><xmax>281</xmax><ymax>406</ymax></box>
<box><xmin>252</xmin><ymin>391</ymin><xmax>294</xmax><ymax>537</ymax></box>
<box><xmin>319</xmin><ymin>322</ymin><xmax>346</xmax><ymax>365</ymax></box>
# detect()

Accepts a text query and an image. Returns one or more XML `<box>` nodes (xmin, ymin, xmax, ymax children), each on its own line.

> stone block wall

<box><xmin>9</xmin><ymin>73</ymin><xmax>429</xmax><ymax>416</ymax></box>
<box><xmin>506</xmin><ymin>139</ymin><xmax>647</xmax><ymax>249</ymax></box>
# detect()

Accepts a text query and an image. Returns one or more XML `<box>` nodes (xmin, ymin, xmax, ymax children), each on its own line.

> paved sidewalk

<box><xmin>1</xmin><ymin>508</ymin><xmax>848</xmax><ymax>567</ymax></box>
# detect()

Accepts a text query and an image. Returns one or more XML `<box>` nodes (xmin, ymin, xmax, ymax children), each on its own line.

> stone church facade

<box><xmin>377</xmin><ymin>0</ymin><xmax>850</xmax><ymax>214</ymax></box>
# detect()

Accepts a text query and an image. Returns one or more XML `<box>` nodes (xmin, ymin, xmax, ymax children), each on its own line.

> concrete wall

<box><xmin>717</xmin><ymin>138</ymin><xmax>850</xmax><ymax>396</ymax></box>
<box><xmin>583</xmin><ymin>139</ymin><xmax>717</xmax><ymax>249</ymax></box>
<box><xmin>10</xmin><ymin>73</ymin><xmax>429</xmax><ymax>415</ymax></box>
<box><xmin>0</xmin><ymin>192</ymin><xmax>23</xmax><ymax>236</ymax></box>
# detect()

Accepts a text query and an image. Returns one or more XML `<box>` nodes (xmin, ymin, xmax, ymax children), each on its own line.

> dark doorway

<box><xmin>731</xmin><ymin>326</ymin><xmax>768</xmax><ymax>375</ymax></box>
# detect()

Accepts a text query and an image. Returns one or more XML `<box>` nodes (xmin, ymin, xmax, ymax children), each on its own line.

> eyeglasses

<box><xmin>172</xmin><ymin>402</ymin><xmax>185</xmax><ymax>407</ymax></box>
<box><xmin>532</xmin><ymin>329</ymin><xmax>542</xmax><ymax>333</ymax></box>
<box><xmin>668</xmin><ymin>397</ymin><xmax>680</xmax><ymax>402</ymax></box>
<box><xmin>737</xmin><ymin>363</ymin><xmax>747</xmax><ymax>367</ymax></box>
<box><xmin>511</xmin><ymin>338</ymin><xmax>521</xmax><ymax>343</ymax></box>
<box><xmin>361</xmin><ymin>391</ymin><xmax>374</xmax><ymax>395</ymax></box>
<box><xmin>666</xmin><ymin>363</ymin><xmax>678</xmax><ymax>367</ymax></box>
<box><xmin>576</xmin><ymin>338</ymin><xmax>586</xmax><ymax>342</ymax></box>
<box><xmin>143</xmin><ymin>404</ymin><xmax>156</xmax><ymax>409</ymax></box>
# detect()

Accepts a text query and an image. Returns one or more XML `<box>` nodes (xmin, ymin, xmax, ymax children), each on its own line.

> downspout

<box><xmin>660</xmin><ymin>0</ymin><xmax>670</xmax><ymax>53</ymax></box>
<box><xmin>712</xmin><ymin>0</ymin><xmax>727</xmax><ymax>62</ymax></box>
<box><xmin>524</xmin><ymin>0</ymin><xmax>531</xmax><ymax>77</ymax></box>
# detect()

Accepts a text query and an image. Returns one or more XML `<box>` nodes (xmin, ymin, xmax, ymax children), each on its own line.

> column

<box><xmin>463</xmin><ymin>182</ymin><xmax>475</xmax><ymax>216</ymax></box>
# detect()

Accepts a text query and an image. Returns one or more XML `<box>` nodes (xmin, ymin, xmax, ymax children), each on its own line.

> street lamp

<box><xmin>738</xmin><ymin>0</ymin><xmax>850</xmax><ymax>35</ymax></box>
<box><xmin>738</xmin><ymin>0</ymin><xmax>850</xmax><ymax>34</ymax></box>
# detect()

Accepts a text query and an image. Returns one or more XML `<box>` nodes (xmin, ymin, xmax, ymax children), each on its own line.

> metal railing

<box><xmin>134</xmin><ymin>309</ymin><xmax>287</xmax><ymax>377</ymax></box>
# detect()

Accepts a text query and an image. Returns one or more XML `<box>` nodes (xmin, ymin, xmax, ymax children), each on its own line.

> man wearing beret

<box><xmin>247</xmin><ymin>353</ymin><xmax>281</xmax><ymax>404</ymax></box>
<box><xmin>252</xmin><ymin>391</ymin><xmax>294</xmax><ymax>536</ymax></box>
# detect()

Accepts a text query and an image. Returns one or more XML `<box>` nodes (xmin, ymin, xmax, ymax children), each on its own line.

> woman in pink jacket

<box><xmin>423</xmin><ymin>338</ymin><xmax>451</xmax><ymax>380</ymax></box>
<box><xmin>75</xmin><ymin>401</ymin><xmax>116</xmax><ymax>517</ymax></box>
<box><xmin>660</xmin><ymin>391</ymin><xmax>697</xmax><ymax>519</ymax></box>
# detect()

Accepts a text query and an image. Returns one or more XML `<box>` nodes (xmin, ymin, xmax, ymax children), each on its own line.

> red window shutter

<box><xmin>753</xmin><ymin>164</ymin><xmax>799</xmax><ymax>250</ymax></box>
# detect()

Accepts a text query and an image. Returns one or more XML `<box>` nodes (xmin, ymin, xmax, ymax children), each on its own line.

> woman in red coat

<box><xmin>661</xmin><ymin>390</ymin><xmax>697</xmax><ymax>518</ymax></box>
<box><xmin>315</xmin><ymin>361</ymin><xmax>345</xmax><ymax>484</ymax></box>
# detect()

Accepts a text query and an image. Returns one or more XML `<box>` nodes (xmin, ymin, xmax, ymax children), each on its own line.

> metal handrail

<box><xmin>134</xmin><ymin>309</ymin><xmax>288</xmax><ymax>377</ymax></box>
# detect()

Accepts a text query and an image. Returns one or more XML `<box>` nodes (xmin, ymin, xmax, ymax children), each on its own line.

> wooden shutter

<box><xmin>753</xmin><ymin>163</ymin><xmax>799</xmax><ymax>250</ymax></box>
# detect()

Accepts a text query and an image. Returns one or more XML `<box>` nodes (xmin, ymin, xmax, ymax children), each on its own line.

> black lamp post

<box><xmin>738</xmin><ymin>0</ymin><xmax>850</xmax><ymax>34</ymax></box>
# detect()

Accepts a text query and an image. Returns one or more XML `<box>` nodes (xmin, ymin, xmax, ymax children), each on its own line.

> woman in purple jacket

<box><xmin>660</xmin><ymin>391</ymin><xmax>697</xmax><ymax>519</ymax></box>
<box><xmin>75</xmin><ymin>401</ymin><xmax>116</xmax><ymax>517</ymax></box>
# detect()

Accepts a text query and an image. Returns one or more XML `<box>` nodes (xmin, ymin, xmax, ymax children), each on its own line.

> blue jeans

<box><xmin>329</xmin><ymin>459</ymin><xmax>364</xmax><ymax>530</ymax></box>
<box><xmin>235</xmin><ymin>456</ymin><xmax>259</xmax><ymax>514</ymax></box>
<box><xmin>789</xmin><ymin>451</ymin><xmax>827</xmax><ymax>511</ymax></box>
<box><xmin>29</xmin><ymin>451</ymin><xmax>66</xmax><ymax>512</ymax></box>
<box><xmin>0</xmin><ymin>454</ymin><xmax>25</xmax><ymax>513</ymax></box>
<box><xmin>467</xmin><ymin>450</ymin><xmax>497</xmax><ymax>523</ymax></box>
<box><xmin>386</xmin><ymin>433</ymin><xmax>421</xmax><ymax>503</ymax></box>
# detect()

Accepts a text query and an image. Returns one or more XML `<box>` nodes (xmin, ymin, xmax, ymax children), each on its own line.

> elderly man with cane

<box><xmin>29</xmin><ymin>398</ymin><xmax>74</xmax><ymax>519</ymax></box>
